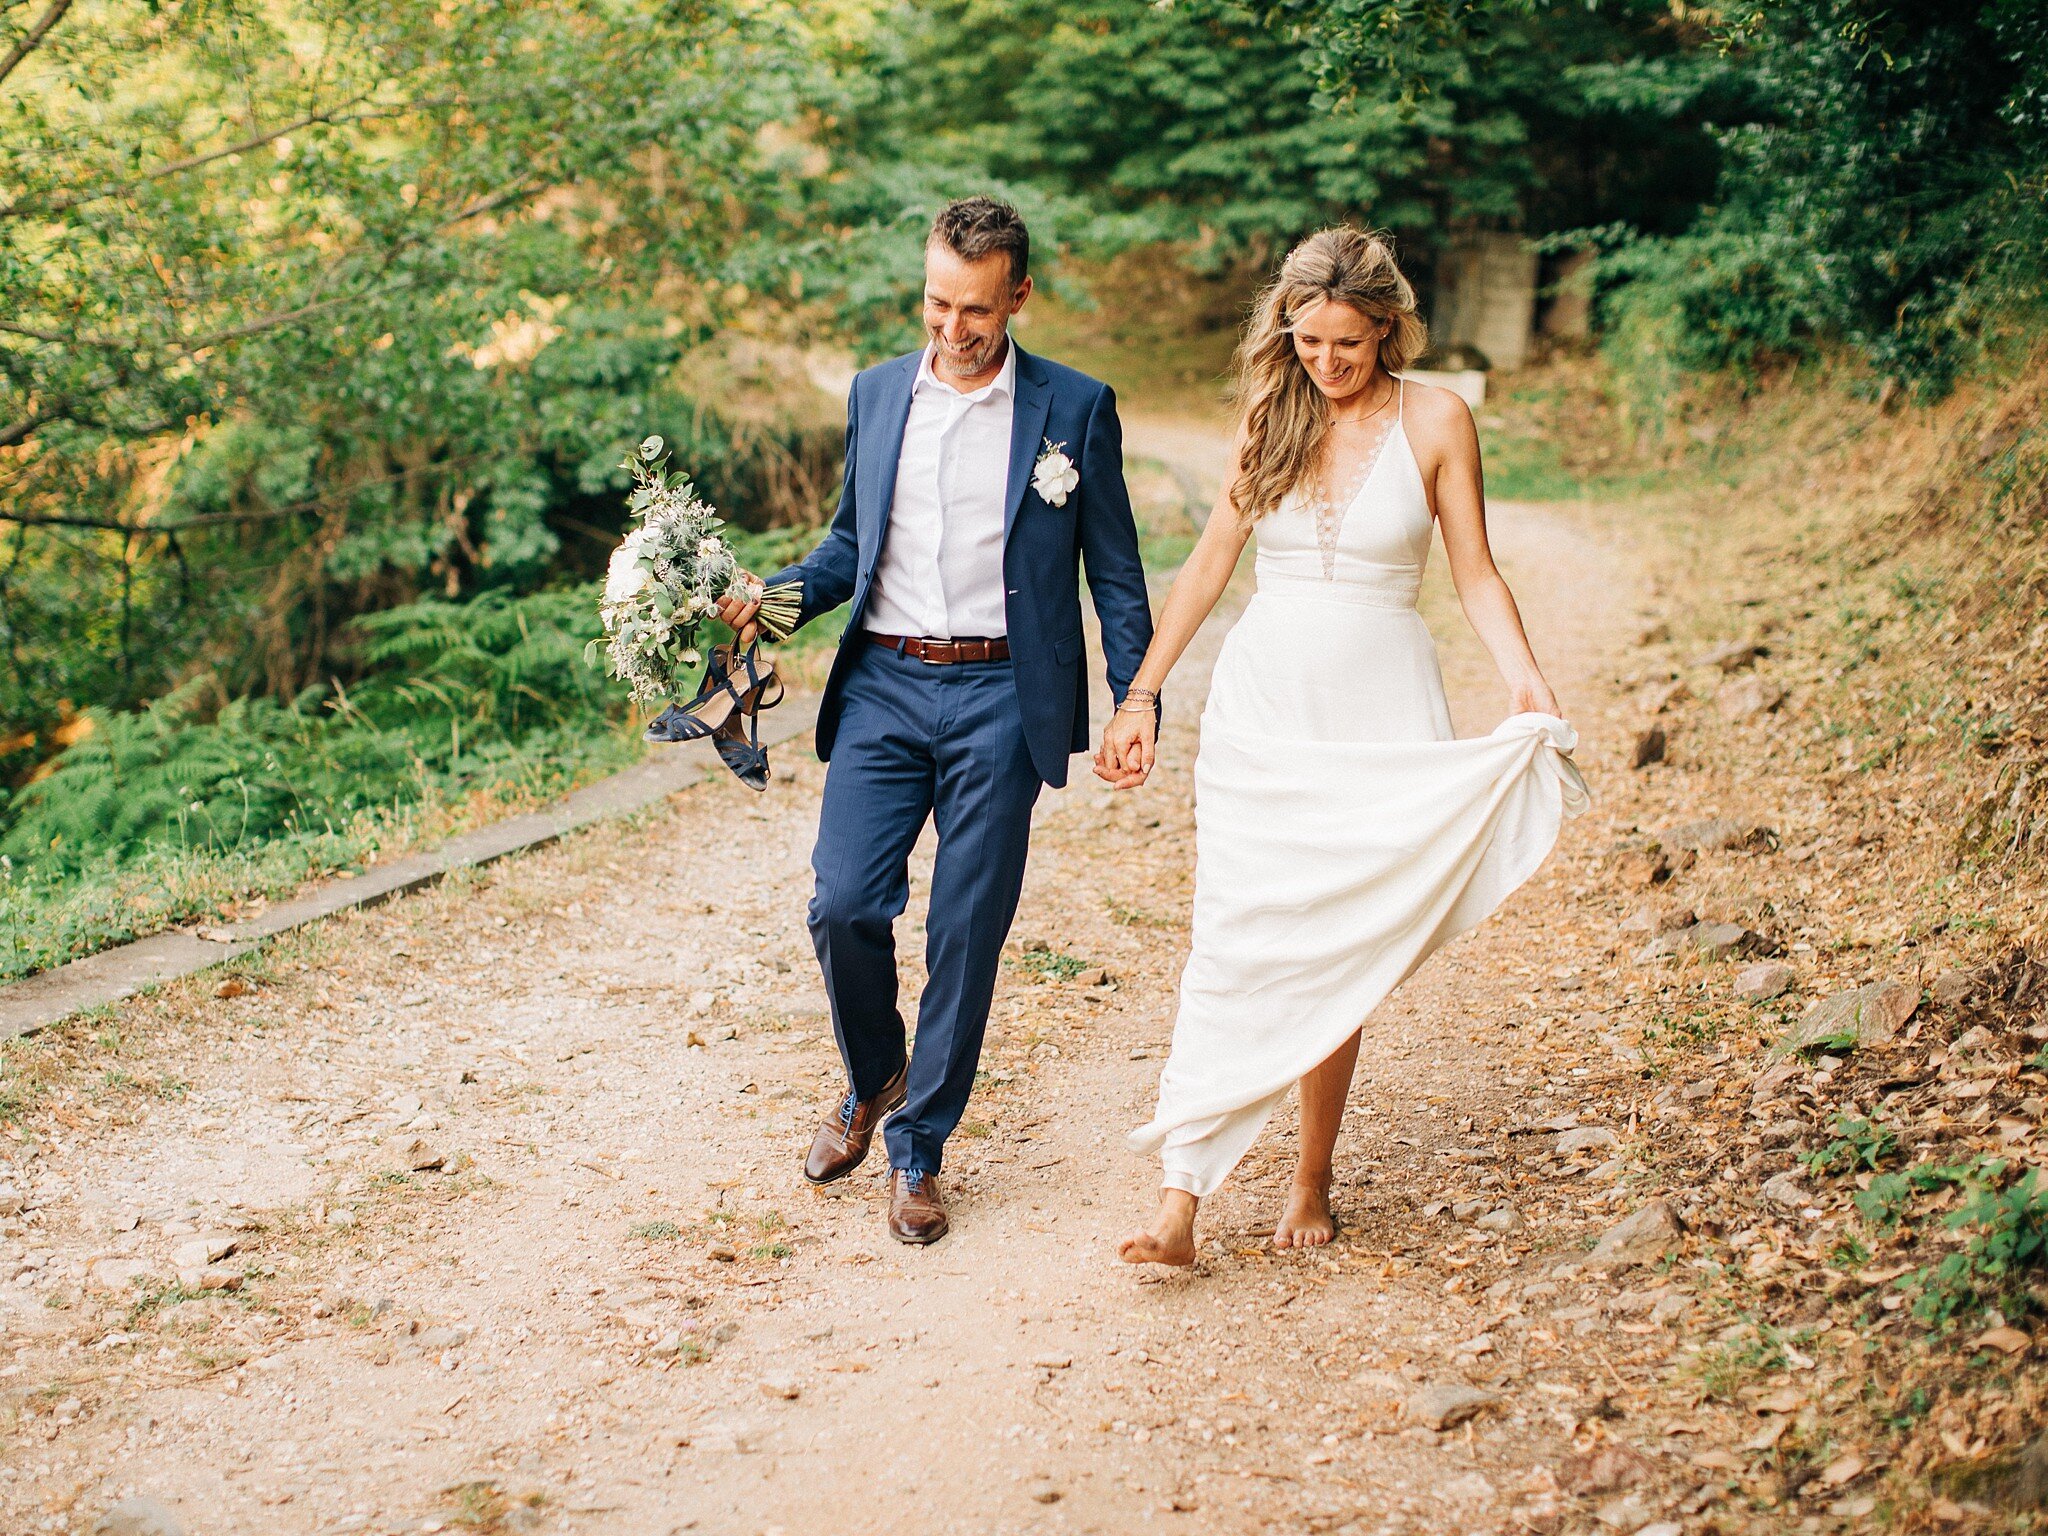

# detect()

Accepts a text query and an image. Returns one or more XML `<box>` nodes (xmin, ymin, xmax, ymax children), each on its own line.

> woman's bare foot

<box><xmin>1272</xmin><ymin>1174</ymin><xmax>1335</xmax><ymax>1248</ymax></box>
<box><xmin>1118</xmin><ymin>1190</ymin><xmax>1199</xmax><ymax>1266</ymax></box>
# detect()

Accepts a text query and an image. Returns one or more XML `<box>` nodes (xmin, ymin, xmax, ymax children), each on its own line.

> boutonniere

<box><xmin>1031</xmin><ymin>438</ymin><xmax>1079</xmax><ymax>507</ymax></box>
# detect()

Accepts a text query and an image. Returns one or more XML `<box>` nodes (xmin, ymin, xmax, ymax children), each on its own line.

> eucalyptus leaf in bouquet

<box><xmin>586</xmin><ymin>436</ymin><xmax>801</xmax><ymax>703</ymax></box>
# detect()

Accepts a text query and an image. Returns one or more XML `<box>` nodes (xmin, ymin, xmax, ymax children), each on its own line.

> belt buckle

<box><xmin>920</xmin><ymin>638</ymin><xmax>955</xmax><ymax>664</ymax></box>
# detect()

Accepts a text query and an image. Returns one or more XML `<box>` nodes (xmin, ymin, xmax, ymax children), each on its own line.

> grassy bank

<box><xmin>1</xmin><ymin>527</ymin><xmax>843</xmax><ymax>985</ymax></box>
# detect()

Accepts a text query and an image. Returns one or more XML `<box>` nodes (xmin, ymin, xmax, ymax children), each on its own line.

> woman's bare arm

<box><xmin>1413</xmin><ymin>387</ymin><xmax>1560</xmax><ymax>717</ymax></box>
<box><xmin>1093</xmin><ymin>436</ymin><xmax>1254</xmax><ymax>787</ymax></box>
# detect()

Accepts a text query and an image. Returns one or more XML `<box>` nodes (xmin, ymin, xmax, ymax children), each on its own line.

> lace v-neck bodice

<box><xmin>1254</xmin><ymin>381</ymin><xmax>1432</xmax><ymax>607</ymax></box>
<box><xmin>1306</xmin><ymin>414</ymin><xmax>1399</xmax><ymax>578</ymax></box>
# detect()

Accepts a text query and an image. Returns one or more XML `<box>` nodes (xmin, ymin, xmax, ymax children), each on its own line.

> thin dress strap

<box><xmin>1397</xmin><ymin>375</ymin><xmax>1405</xmax><ymax>422</ymax></box>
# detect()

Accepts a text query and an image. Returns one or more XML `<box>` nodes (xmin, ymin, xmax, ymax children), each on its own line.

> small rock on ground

<box><xmin>93</xmin><ymin>1498</ymin><xmax>186</xmax><ymax>1536</ymax></box>
<box><xmin>1585</xmin><ymin>1200</ymin><xmax>1684</xmax><ymax>1271</ymax></box>
<box><xmin>1407</xmin><ymin>1383</ymin><xmax>1499</xmax><ymax>1431</ymax></box>
<box><xmin>1779</xmin><ymin>979</ymin><xmax>1918</xmax><ymax>1053</ymax></box>
<box><xmin>1658</xmin><ymin>816</ymin><xmax>1773</xmax><ymax>853</ymax></box>
<box><xmin>1717</xmin><ymin>675</ymin><xmax>1786</xmax><ymax>719</ymax></box>
<box><xmin>1734</xmin><ymin>961</ymin><xmax>1795</xmax><ymax>1001</ymax></box>
<box><xmin>1556</xmin><ymin>1126</ymin><xmax>1618</xmax><ymax>1155</ymax></box>
<box><xmin>1691</xmin><ymin>640</ymin><xmax>1761</xmax><ymax>672</ymax></box>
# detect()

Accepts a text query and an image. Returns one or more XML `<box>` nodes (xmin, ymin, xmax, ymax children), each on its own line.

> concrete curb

<box><xmin>0</xmin><ymin>696</ymin><xmax>822</xmax><ymax>1041</ymax></box>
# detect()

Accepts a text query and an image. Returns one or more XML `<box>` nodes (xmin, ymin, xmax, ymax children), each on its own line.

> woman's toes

<box><xmin>1273</xmin><ymin>1183</ymin><xmax>1335</xmax><ymax>1248</ymax></box>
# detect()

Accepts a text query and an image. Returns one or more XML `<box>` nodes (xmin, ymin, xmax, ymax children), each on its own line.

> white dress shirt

<box><xmin>864</xmin><ymin>341</ymin><xmax>1015</xmax><ymax>640</ymax></box>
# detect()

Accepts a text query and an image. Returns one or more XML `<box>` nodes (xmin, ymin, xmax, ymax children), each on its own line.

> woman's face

<box><xmin>1291</xmin><ymin>298</ymin><xmax>1387</xmax><ymax>403</ymax></box>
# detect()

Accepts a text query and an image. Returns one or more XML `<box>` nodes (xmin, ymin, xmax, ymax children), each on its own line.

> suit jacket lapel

<box><xmin>1003</xmin><ymin>346</ymin><xmax>1054</xmax><ymax>543</ymax></box>
<box><xmin>862</xmin><ymin>353</ymin><xmax>920</xmax><ymax>554</ymax></box>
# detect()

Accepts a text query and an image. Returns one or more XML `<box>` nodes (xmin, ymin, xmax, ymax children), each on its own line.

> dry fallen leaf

<box><xmin>1752</xmin><ymin>1387</ymin><xmax>1806</xmax><ymax>1415</ymax></box>
<box><xmin>1691</xmin><ymin>1449</ymin><xmax>1745</xmax><ymax>1473</ymax></box>
<box><xmin>1820</xmin><ymin>1451</ymin><xmax>1866</xmax><ymax>1486</ymax></box>
<box><xmin>1971</xmin><ymin>1325</ymin><xmax>2031</xmax><ymax>1355</ymax></box>
<box><xmin>1744</xmin><ymin>1418</ymin><xmax>1789</xmax><ymax>1451</ymax></box>
<box><xmin>213</xmin><ymin>977</ymin><xmax>248</xmax><ymax>999</ymax></box>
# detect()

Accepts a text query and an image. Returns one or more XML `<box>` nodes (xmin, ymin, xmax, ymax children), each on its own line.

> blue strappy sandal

<box><xmin>709</xmin><ymin>642</ymin><xmax>783</xmax><ymax>792</ymax></box>
<box><xmin>643</xmin><ymin>640</ymin><xmax>783</xmax><ymax>792</ymax></box>
<box><xmin>643</xmin><ymin>643</ymin><xmax>735</xmax><ymax>745</ymax></box>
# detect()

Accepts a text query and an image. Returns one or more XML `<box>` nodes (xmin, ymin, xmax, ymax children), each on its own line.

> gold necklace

<box><xmin>1328</xmin><ymin>377</ymin><xmax>1394</xmax><ymax>428</ymax></box>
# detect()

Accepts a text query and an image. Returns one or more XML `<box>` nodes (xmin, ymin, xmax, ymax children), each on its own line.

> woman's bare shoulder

<box><xmin>1397</xmin><ymin>377</ymin><xmax>1479</xmax><ymax>466</ymax></box>
<box><xmin>1397</xmin><ymin>377</ymin><xmax>1477</xmax><ymax>428</ymax></box>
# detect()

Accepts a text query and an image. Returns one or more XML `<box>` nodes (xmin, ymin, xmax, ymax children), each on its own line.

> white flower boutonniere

<box><xmin>1031</xmin><ymin>438</ymin><xmax>1079</xmax><ymax>507</ymax></box>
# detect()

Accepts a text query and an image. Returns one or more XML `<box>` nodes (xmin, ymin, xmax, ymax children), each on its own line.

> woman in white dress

<box><xmin>1101</xmin><ymin>228</ymin><xmax>1588</xmax><ymax>1266</ymax></box>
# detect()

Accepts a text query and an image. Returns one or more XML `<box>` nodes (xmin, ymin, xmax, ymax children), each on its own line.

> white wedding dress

<box><xmin>1128</xmin><ymin>383</ymin><xmax>1590</xmax><ymax>1196</ymax></box>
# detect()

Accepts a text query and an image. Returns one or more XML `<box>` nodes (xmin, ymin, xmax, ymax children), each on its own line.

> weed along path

<box><xmin>1</xmin><ymin>474</ymin><xmax>1770</xmax><ymax>1536</ymax></box>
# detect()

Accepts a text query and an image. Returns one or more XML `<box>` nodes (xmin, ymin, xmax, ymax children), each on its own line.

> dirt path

<box><xmin>0</xmin><ymin>468</ymin><xmax>1697</xmax><ymax>1535</ymax></box>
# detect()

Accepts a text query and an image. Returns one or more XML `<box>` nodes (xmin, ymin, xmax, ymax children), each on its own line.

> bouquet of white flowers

<box><xmin>588</xmin><ymin>436</ymin><xmax>801</xmax><ymax>703</ymax></box>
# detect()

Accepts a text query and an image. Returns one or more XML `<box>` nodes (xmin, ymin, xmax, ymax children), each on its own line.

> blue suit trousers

<box><xmin>808</xmin><ymin>642</ymin><xmax>1042</xmax><ymax>1174</ymax></box>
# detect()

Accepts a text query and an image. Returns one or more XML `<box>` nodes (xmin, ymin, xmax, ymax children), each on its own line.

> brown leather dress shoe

<box><xmin>802</xmin><ymin>1065</ymin><xmax>907</xmax><ymax>1185</ymax></box>
<box><xmin>887</xmin><ymin>1167</ymin><xmax>949</xmax><ymax>1245</ymax></box>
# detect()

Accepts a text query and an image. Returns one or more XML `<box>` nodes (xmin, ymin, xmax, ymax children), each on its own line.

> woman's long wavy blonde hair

<box><xmin>1230</xmin><ymin>227</ymin><xmax>1428</xmax><ymax>522</ymax></box>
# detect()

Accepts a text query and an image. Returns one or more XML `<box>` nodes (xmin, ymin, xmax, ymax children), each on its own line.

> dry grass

<box><xmin>1498</xmin><ymin>344</ymin><xmax>2048</xmax><ymax>950</ymax></box>
<box><xmin>1485</xmin><ymin>343</ymin><xmax>2048</xmax><ymax>1526</ymax></box>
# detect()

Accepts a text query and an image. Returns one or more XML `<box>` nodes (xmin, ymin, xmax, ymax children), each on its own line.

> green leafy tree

<box><xmin>1251</xmin><ymin>0</ymin><xmax>1737</xmax><ymax>235</ymax></box>
<box><xmin>791</xmin><ymin>0</ymin><xmax>1734</xmax><ymax>357</ymax></box>
<box><xmin>0</xmin><ymin>0</ymin><xmax>806</xmax><ymax>752</ymax></box>
<box><xmin>867</xmin><ymin>0</ymin><xmax>1471</xmax><ymax>254</ymax></box>
<box><xmin>1267</xmin><ymin>0</ymin><xmax>2048</xmax><ymax>388</ymax></box>
<box><xmin>1682</xmin><ymin>0</ymin><xmax>2048</xmax><ymax>387</ymax></box>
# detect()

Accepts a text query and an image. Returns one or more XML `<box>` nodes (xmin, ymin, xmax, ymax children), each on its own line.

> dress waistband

<box><xmin>1253</xmin><ymin>563</ymin><xmax>1422</xmax><ymax>611</ymax></box>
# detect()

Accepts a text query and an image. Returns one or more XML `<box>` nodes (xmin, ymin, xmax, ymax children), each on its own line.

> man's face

<box><xmin>922</xmin><ymin>241</ymin><xmax>1030</xmax><ymax>383</ymax></box>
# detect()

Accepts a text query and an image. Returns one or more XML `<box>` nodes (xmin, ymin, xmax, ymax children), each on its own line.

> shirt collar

<box><xmin>914</xmin><ymin>336</ymin><xmax>1016</xmax><ymax>403</ymax></box>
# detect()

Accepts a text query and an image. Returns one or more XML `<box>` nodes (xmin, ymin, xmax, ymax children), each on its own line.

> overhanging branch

<box><xmin>0</xmin><ymin>446</ymin><xmax>498</xmax><ymax>531</ymax></box>
<box><xmin>0</xmin><ymin>408</ymin><xmax>51</xmax><ymax>448</ymax></box>
<box><xmin>0</xmin><ymin>0</ymin><xmax>70</xmax><ymax>90</ymax></box>
<box><xmin>0</xmin><ymin>91</ymin><xmax>468</xmax><ymax>219</ymax></box>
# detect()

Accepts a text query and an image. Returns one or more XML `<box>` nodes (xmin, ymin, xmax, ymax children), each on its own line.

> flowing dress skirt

<box><xmin>1127</xmin><ymin>580</ymin><xmax>1589</xmax><ymax>1196</ymax></box>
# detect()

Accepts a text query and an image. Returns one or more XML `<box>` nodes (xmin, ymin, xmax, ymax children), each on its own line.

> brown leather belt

<box><xmin>868</xmin><ymin>633</ymin><xmax>1011</xmax><ymax>664</ymax></box>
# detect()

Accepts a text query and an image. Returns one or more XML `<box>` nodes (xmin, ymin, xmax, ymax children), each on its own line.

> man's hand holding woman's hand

<box><xmin>1094</xmin><ymin>702</ymin><xmax>1157</xmax><ymax>790</ymax></box>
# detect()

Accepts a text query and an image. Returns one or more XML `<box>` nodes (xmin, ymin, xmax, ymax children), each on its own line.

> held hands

<box><xmin>1094</xmin><ymin>698</ymin><xmax>1158</xmax><ymax>790</ymax></box>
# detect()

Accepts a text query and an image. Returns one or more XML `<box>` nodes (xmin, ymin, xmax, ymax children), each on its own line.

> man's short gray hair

<box><xmin>929</xmin><ymin>196</ymin><xmax>1030</xmax><ymax>288</ymax></box>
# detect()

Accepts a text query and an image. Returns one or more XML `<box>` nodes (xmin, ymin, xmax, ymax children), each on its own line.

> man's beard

<box><xmin>929</xmin><ymin>326</ymin><xmax>1001</xmax><ymax>376</ymax></box>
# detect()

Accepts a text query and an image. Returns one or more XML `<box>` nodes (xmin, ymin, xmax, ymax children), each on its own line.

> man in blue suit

<box><xmin>719</xmin><ymin>197</ymin><xmax>1155</xmax><ymax>1244</ymax></box>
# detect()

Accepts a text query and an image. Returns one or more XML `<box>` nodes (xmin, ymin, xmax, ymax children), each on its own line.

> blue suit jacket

<box><xmin>768</xmin><ymin>344</ymin><xmax>1155</xmax><ymax>788</ymax></box>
